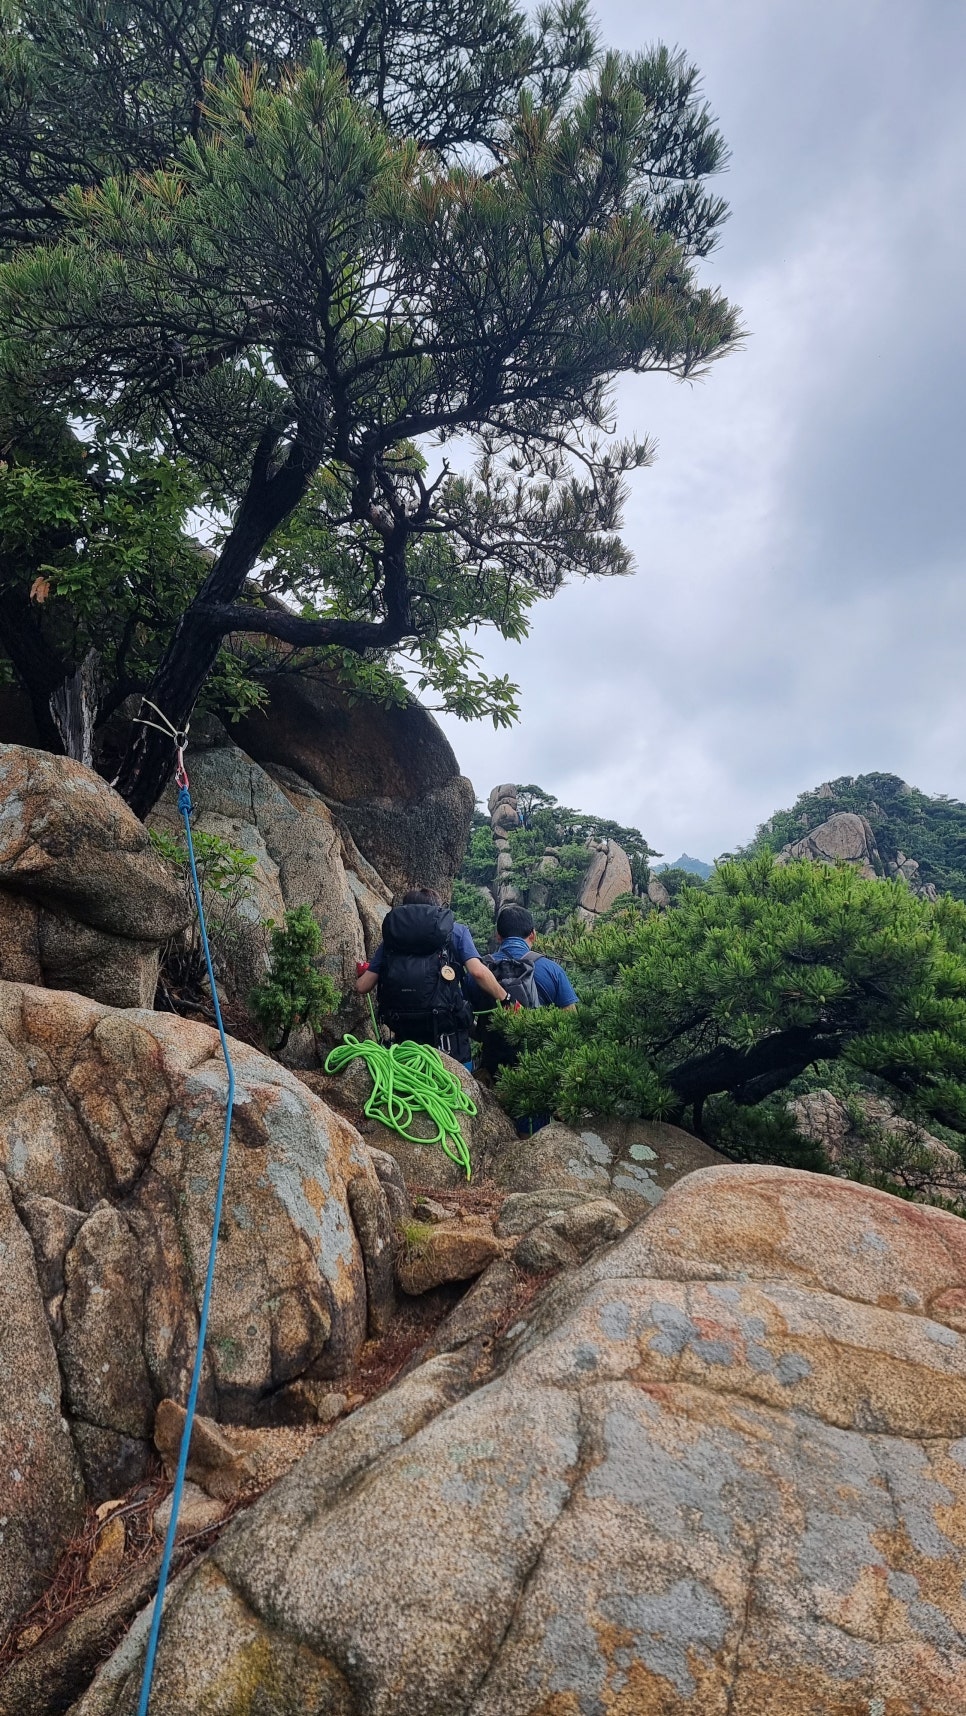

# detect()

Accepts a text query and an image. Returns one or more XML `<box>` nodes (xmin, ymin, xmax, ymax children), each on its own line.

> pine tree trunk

<box><xmin>111</xmin><ymin>444</ymin><xmax>312</xmax><ymax>817</ymax></box>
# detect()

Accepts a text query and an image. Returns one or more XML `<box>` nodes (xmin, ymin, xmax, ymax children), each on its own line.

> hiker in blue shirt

<box><xmin>484</xmin><ymin>904</ymin><xmax>579</xmax><ymax>1009</ymax></box>
<box><xmin>472</xmin><ymin>905</ymin><xmax>578</xmax><ymax>1133</ymax></box>
<box><xmin>355</xmin><ymin>886</ymin><xmax>511</xmax><ymax>1067</ymax></box>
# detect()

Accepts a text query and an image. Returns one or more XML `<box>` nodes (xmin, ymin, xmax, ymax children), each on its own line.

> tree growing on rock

<box><xmin>0</xmin><ymin>0</ymin><xmax>739</xmax><ymax>814</ymax></box>
<box><xmin>457</xmin><ymin>782</ymin><xmax>655</xmax><ymax>931</ymax></box>
<box><xmin>497</xmin><ymin>856</ymin><xmax>966</xmax><ymax>1145</ymax></box>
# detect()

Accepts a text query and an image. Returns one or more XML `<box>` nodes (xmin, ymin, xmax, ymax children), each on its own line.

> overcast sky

<box><xmin>437</xmin><ymin>0</ymin><xmax>966</xmax><ymax>862</ymax></box>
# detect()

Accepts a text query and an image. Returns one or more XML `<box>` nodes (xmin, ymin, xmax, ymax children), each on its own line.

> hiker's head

<box><xmin>496</xmin><ymin>905</ymin><xmax>535</xmax><ymax>945</ymax></box>
<box><xmin>401</xmin><ymin>886</ymin><xmax>443</xmax><ymax>908</ymax></box>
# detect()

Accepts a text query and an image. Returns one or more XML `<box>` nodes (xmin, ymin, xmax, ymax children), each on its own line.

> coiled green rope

<box><xmin>324</xmin><ymin>1032</ymin><xmax>477</xmax><ymax>1179</ymax></box>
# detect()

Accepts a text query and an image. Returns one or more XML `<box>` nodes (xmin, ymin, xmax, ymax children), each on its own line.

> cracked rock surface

<box><xmin>0</xmin><ymin>745</ymin><xmax>188</xmax><ymax>1009</ymax></box>
<box><xmin>72</xmin><ymin>1164</ymin><xmax>966</xmax><ymax>1713</ymax></box>
<box><xmin>0</xmin><ymin>979</ymin><xmax>389</xmax><ymax>1627</ymax></box>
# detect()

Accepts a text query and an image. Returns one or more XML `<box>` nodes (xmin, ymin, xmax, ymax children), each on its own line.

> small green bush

<box><xmin>249</xmin><ymin>906</ymin><xmax>339</xmax><ymax>1050</ymax></box>
<box><xmin>150</xmin><ymin>825</ymin><xmax>260</xmax><ymax>1004</ymax></box>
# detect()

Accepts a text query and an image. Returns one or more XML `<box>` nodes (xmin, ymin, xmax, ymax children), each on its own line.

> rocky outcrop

<box><xmin>74</xmin><ymin>1166</ymin><xmax>966</xmax><ymax>1714</ymax></box>
<box><xmin>0</xmin><ymin>746</ymin><xmax>188</xmax><ymax>1008</ymax></box>
<box><xmin>888</xmin><ymin>849</ymin><xmax>939</xmax><ymax>900</ymax></box>
<box><xmin>231</xmin><ymin>672</ymin><xmax>475</xmax><ymax>899</ymax></box>
<box><xmin>646</xmin><ymin>873</ymin><xmax>671</xmax><ymax>910</ymax></box>
<box><xmin>491</xmin><ymin>1115</ymin><xmax>727</xmax><ymax>1214</ymax></box>
<box><xmin>777</xmin><ymin>815</ymin><xmax>940</xmax><ymax>902</ymax></box>
<box><xmin>148</xmin><ymin>717</ymin><xmax>392</xmax><ymax>996</ymax></box>
<box><xmin>500</xmin><ymin>1192</ymin><xmax>629</xmax><ymax>1271</ymax></box>
<box><xmin>777</xmin><ymin>809</ymin><xmax>881</xmax><ymax>877</ymax></box>
<box><xmin>486</xmin><ymin>784</ymin><xmax>633</xmax><ymax>926</ymax></box>
<box><xmin>0</xmin><ymin>980</ymin><xmax>388</xmax><ymax>1545</ymax></box>
<box><xmin>487</xmin><ymin>782</ymin><xmax>522</xmax><ymax>914</ymax></box>
<box><xmin>575</xmin><ymin>837</ymin><xmax>633</xmax><ymax>922</ymax></box>
<box><xmin>791</xmin><ymin>1087</ymin><xmax>966</xmax><ymax>1204</ymax></box>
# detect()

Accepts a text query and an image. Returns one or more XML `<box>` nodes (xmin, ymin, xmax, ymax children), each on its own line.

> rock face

<box><xmin>576</xmin><ymin>837</ymin><xmax>633</xmax><ymax>922</ymax></box>
<box><xmin>488</xmin><ymin>782</ymin><xmax>522</xmax><ymax>914</ymax></box>
<box><xmin>148</xmin><ymin>718</ymin><xmax>392</xmax><ymax>995</ymax></box>
<box><xmin>777</xmin><ymin>810</ymin><xmax>880</xmax><ymax>877</ymax></box>
<box><xmin>491</xmin><ymin>1115</ymin><xmax>727</xmax><ymax>1215</ymax></box>
<box><xmin>75</xmin><ymin>1165</ymin><xmax>966</xmax><ymax>1714</ymax></box>
<box><xmin>486</xmin><ymin>784</ymin><xmax>634</xmax><ymax>926</ymax></box>
<box><xmin>646</xmin><ymin>874</ymin><xmax>671</xmax><ymax>910</ymax></box>
<box><xmin>0</xmin><ymin>1169</ymin><xmax>85</xmax><ymax>1633</ymax></box>
<box><xmin>0</xmin><ymin>980</ymin><xmax>385</xmax><ymax>1530</ymax></box>
<box><xmin>0</xmin><ymin>746</ymin><xmax>188</xmax><ymax>1008</ymax></box>
<box><xmin>231</xmin><ymin>673</ymin><xmax>475</xmax><ymax>899</ymax></box>
<box><xmin>791</xmin><ymin>1087</ymin><xmax>966</xmax><ymax>1205</ymax></box>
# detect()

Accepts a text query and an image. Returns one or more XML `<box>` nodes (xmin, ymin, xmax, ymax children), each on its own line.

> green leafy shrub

<box><xmin>150</xmin><ymin>826</ymin><xmax>260</xmax><ymax>1006</ymax></box>
<box><xmin>250</xmin><ymin>906</ymin><xmax>339</xmax><ymax>1050</ymax></box>
<box><xmin>450</xmin><ymin>878</ymin><xmax>496</xmax><ymax>951</ymax></box>
<box><xmin>701</xmin><ymin>1097</ymin><xmax>828</xmax><ymax>1173</ymax></box>
<box><xmin>495</xmin><ymin>856</ymin><xmax>966</xmax><ymax>1148</ymax></box>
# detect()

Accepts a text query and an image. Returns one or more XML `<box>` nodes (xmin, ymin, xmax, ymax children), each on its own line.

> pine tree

<box><xmin>497</xmin><ymin>856</ymin><xmax>966</xmax><ymax>1144</ymax></box>
<box><xmin>0</xmin><ymin>3</ymin><xmax>738</xmax><ymax>813</ymax></box>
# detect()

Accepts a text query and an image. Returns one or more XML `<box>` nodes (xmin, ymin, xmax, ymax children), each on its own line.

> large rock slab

<box><xmin>148</xmin><ymin>719</ymin><xmax>392</xmax><ymax>996</ymax></box>
<box><xmin>0</xmin><ymin>1171</ymin><xmax>84</xmax><ymax>1634</ymax></box>
<box><xmin>0</xmin><ymin>745</ymin><xmax>188</xmax><ymax>1007</ymax></box>
<box><xmin>576</xmin><ymin>837</ymin><xmax>633</xmax><ymax>922</ymax></box>
<box><xmin>231</xmin><ymin>671</ymin><xmax>475</xmax><ymax>899</ymax></box>
<box><xmin>491</xmin><ymin>1115</ymin><xmax>726</xmax><ymax>1213</ymax></box>
<box><xmin>777</xmin><ymin>809</ymin><xmax>880</xmax><ymax>877</ymax></box>
<box><xmin>0</xmin><ymin>981</ymin><xmax>386</xmax><ymax>1505</ymax></box>
<box><xmin>73</xmin><ymin>1165</ymin><xmax>966</xmax><ymax>1713</ymax></box>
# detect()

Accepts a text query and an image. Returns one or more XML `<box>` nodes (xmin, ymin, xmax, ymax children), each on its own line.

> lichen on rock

<box><xmin>71</xmin><ymin>1165</ymin><xmax>966</xmax><ymax>1714</ymax></box>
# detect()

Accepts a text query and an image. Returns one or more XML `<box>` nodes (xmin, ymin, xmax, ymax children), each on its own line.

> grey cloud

<box><xmin>439</xmin><ymin>0</ymin><xmax>966</xmax><ymax>859</ymax></box>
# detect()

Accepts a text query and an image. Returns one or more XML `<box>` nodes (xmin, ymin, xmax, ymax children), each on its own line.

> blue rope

<box><xmin>136</xmin><ymin>783</ymin><xmax>237</xmax><ymax>1715</ymax></box>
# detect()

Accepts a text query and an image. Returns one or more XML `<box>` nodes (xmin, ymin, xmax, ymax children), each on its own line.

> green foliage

<box><xmin>150</xmin><ymin>825</ymin><xmax>260</xmax><ymax>1003</ymax></box>
<box><xmin>830</xmin><ymin>1108</ymin><xmax>966</xmax><ymax>1217</ymax></box>
<box><xmin>150</xmin><ymin>825</ymin><xmax>258</xmax><ymax>901</ymax></box>
<box><xmin>495</xmin><ymin>856</ymin><xmax>966</xmax><ymax>1142</ymax></box>
<box><xmin>398</xmin><ymin>1220</ymin><xmax>436</xmax><ymax>1258</ymax></box>
<box><xmin>450</xmin><ymin>878</ymin><xmax>497</xmax><ymax>950</ymax></box>
<box><xmin>701</xmin><ymin>1097</ymin><xmax>828</xmax><ymax>1173</ymax></box>
<box><xmin>456</xmin><ymin>781</ymin><xmax>656</xmax><ymax>933</ymax></box>
<box><xmin>655</xmin><ymin>865</ymin><xmax>707</xmax><ymax>901</ymax></box>
<box><xmin>249</xmin><ymin>906</ymin><xmax>340</xmax><ymax>1050</ymax></box>
<box><xmin>461</xmin><ymin>824</ymin><xmax>499</xmax><ymax>887</ymax></box>
<box><xmin>0</xmin><ymin>4</ymin><xmax>738</xmax><ymax>810</ymax></box>
<box><xmin>742</xmin><ymin>772</ymin><xmax>966</xmax><ymax>901</ymax></box>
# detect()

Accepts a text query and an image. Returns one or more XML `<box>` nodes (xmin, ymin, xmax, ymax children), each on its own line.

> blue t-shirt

<box><xmin>367</xmin><ymin>921</ymin><xmax>480</xmax><ymax>974</ymax></box>
<box><xmin>483</xmin><ymin>936</ymin><xmax>579</xmax><ymax>1007</ymax></box>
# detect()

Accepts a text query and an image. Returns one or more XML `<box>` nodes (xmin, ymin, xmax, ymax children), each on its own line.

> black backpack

<box><xmin>377</xmin><ymin>903</ymin><xmax>474</xmax><ymax>1062</ymax></box>
<box><xmin>477</xmin><ymin>949</ymin><xmax>541</xmax><ymax>1075</ymax></box>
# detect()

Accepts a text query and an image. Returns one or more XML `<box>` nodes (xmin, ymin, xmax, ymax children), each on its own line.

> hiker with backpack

<box><xmin>474</xmin><ymin>899</ymin><xmax>578</xmax><ymax>1062</ymax></box>
<box><xmin>355</xmin><ymin>886</ymin><xmax>513</xmax><ymax>1068</ymax></box>
<box><xmin>472</xmin><ymin>904</ymin><xmax>578</xmax><ymax>1134</ymax></box>
<box><xmin>481</xmin><ymin>904</ymin><xmax>579</xmax><ymax>1013</ymax></box>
